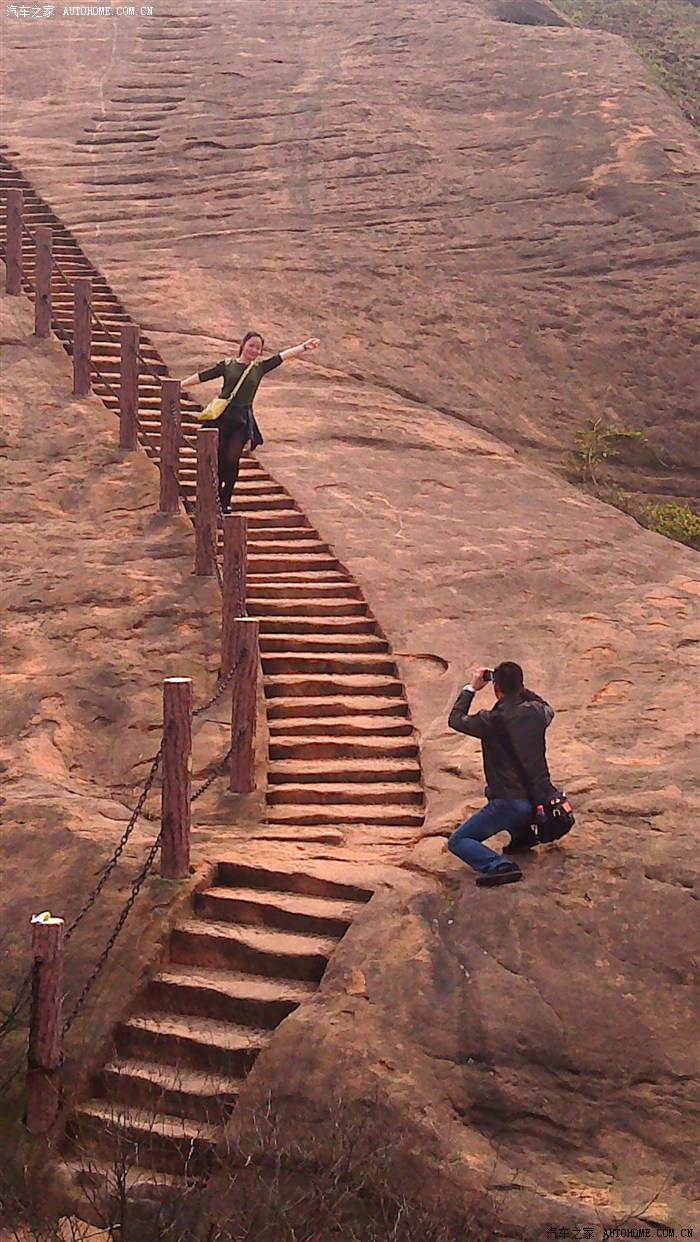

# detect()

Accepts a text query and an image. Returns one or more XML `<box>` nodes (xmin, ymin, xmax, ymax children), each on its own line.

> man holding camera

<box><xmin>447</xmin><ymin>661</ymin><xmax>555</xmax><ymax>887</ymax></box>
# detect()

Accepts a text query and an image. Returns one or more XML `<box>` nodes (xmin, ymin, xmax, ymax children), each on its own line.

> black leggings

<box><xmin>217</xmin><ymin>423</ymin><xmax>248</xmax><ymax>510</ymax></box>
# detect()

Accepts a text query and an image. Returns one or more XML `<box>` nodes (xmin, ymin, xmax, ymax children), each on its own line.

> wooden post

<box><xmin>159</xmin><ymin>379</ymin><xmax>181</xmax><ymax>514</ymax></box>
<box><xmin>195</xmin><ymin>427</ymin><xmax>219</xmax><ymax>576</ymax></box>
<box><xmin>6</xmin><ymin>189</ymin><xmax>23</xmax><ymax>295</ymax></box>
<box><xmin>221</xmin><ymin>516</ymin><xmax>248</xmax><ymax>673</ymax></box>
<box><xmin>73</xmin><ymin>277</ymin><xmax>92</xmax><ymax>397</ymax></box>
<box><xmin>229</xmin><ymin>618</ymin><xmax>259</xmax><ymax>794</ymax></box>
<box><xmin>119</xmin><ymin>324</ymin><xmax>139</xmax><ymax>451</ymax></box>
<box><xmin>26</xmin><ymin>913</ymin><xmax>64</xmax><ymax>1135</ymax></box>
<box><xmin>161</xmin><ymin>678</ymin><xmax>192</xmax><ymax>881</ymax></box>
<box><xmin>34</xmin><ymin>226</ymin><xmax>53</xmax><ymax>338</ymax></box>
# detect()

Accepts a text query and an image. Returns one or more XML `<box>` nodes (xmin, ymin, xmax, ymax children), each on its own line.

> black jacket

<box><xmin>448</xmin><ymin>688</ymin><xmax>555</xmax><ymax>802</ymax></box>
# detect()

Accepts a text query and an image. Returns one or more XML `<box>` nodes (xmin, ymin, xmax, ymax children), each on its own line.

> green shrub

<box><xmin>639</xmin><ymin>500</ymin><xmax>700</xmax><ymax>550</ymax></box>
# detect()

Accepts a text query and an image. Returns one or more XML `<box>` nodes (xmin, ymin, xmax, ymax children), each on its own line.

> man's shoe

<box><xmin>476</xmin><ymin>861</ymin><xmax>523</xmax><ymax>887</ymax></box>
<box><xmin>503</xmin><ymin>827</ymin><xmax>538</xmax><ymax>855</ymax></box>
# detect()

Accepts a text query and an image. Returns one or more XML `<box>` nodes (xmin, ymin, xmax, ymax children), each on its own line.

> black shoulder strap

<box><xmin>492</xmin><ymin>712</ymin><xmax>537</xmax><ymax>807</ymax></box>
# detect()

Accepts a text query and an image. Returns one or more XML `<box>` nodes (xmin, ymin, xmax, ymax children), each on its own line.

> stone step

<box><xmin>96</xmin><ymin>1058</ymin><xmax>242</xmax><ymax>1123</ymax></box>
<box><xmin>194</xmin><ymin>886</ymin><xmax>363</xmax><ymax>936</ymax></box>
<box><xmin>265</xmin><ymin>695</ymin><xmax>409</xmax><ymax>720</ymax></box>
<box><xmin>267</xmin><ymin>804</ymin><xmax>424</xmax><ymax>828</ymax></box>
<box><xmin>263</xmin><ymin>673</ymin><xmax>403</xmax><ymax>698</ymax></box>
<box><xmin>245</xmin><ymin>525</ymin><xmax>320</xmax><ymax>542</ymax></box>
<box><xmin>266</xmin><ymin>781</ymin><xmax>423</xmax><ymax>806</ymax></box>
<box><xmin>69</xmin><ymin>1101</ymin><xmax>219</xmax><ymax>1175</ymax></box>
<box><xmin>147</xmin><ymin>965</ymin><xmax>316</xmax><ymax>1028</ymax></box>
<box><xmin>257</xmin><ymin>616</ymin><xmax>379</xmax><ymax>635</ymax></box>
<box><xmin>261</xmin><ymin>653</ymin><xmax>397</xmax><ymax>677</ymax></box>
<box><xmin>269</xmin><ymin>735</ymin><xmax>419</xmax><ymax>760</ymax></box>
<box><xmin>214</xmin><ymin>860</ymin><xmax>374</xmax><ymax>904</ymax></box>
<box><xmin>244</xmin><ymin>511</ymin><xmax>308</xmax><ymax>529</ymax></box>
<box><xmin>58</xmin><ymin>1155</ymin><xmax>191</xmax><ymax>1211</ymax></box>
<box><xmin>247</xmin><ymin>540</ymin><xmax>330</xmax><ymax>556</ymax></box>
<box><xmin>170</xmin><ymin>920</ymin><xmax>336</xmax><ymax>980</ymax></box>
<box><xmin>248</xmin><ymin>599</ymin><xmax>369</xmax><ymax>617</ymax></box>
<box><xmin>116</xmin><ymin>1013</ymin><xmax>271</xmax><ymax>1076</ymax></box>
<box><xmin>268</xmin><ymin>757</ymin><xmax>420</xmax><ymax>785</ymax></box>
<box><xmin>246</xmin><ymin>580</ymin><xmax>362</xmax><ymax>599</ymax></box>
<box><xmin>268</xmin><ymin>714</ymin><xmax>414</xmax><ymax>737</ymax></box>
<box><xmin>247</xmin><ymin>554</ymin><xmax>341</xmax><ymax>574</ymax></box>
<box><xmin>259</xmin><ymin>634</ymin><xmax>388</xmax><ymax>655</ymax></box>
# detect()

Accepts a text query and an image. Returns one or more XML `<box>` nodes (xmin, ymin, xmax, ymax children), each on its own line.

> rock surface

<box><xmin>1</xmin><ymin>0</ymin><xmax>698</xmax><ymax>501</ymax></box>
<box><xmin>1</xmin><ymin>1</ymin><xmax>699</xmax><ymax>1231</ymax></box>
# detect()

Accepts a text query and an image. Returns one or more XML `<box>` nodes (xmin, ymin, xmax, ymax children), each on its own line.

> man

<box><xmin>447</xmin><ymin>661</ymin><xmax>555</xmax><ymax>887</ymax></box>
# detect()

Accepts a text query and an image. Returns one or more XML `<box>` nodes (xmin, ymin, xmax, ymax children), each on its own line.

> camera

<box><xmin>483</xmin><ymin>668</ymin><xmax>494</xmax><ymax>683</ymax></box>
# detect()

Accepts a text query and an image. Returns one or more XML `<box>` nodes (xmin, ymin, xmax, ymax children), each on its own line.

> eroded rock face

<box><xmin>1</xmin><ymin>0</ymin><xmax>698</xmax><ymax>502</ymax></box>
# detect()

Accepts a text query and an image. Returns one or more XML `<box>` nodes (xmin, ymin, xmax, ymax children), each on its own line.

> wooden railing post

<box><xmin>229</xmin><ymin>618</ymin><xmax>259</xmax><ymax>794</ymax></box>
<box><xmin>26</xmin><ymin>913</ymin><xmax>64</xmax><ymax>1135</ymax></box>
<box><xmin>159</xmin><ymin>379</ymin><xmax>181</xmax><ymax>514</ymax></box>
<box><xmin>119</xmin><ymin>324</ymin><xmax>139</xmax><ymax>450</ymax></box>
<box><xmin>221</xmin><ymin>516</ymin><xmax>248</xmax><ymax>674</ymax></box>
<box><xmin>73</xmin><ymin>277</ymin><xmax>92</xmax><ymax>397</ymax></box>
<box><xmin>195</xmin><ymin>428</ymin><xmax>219</xmax><ymax>576</ymax></box>
<box><xmin>160</xmin><ymin>678</ymin><xmax>192</xmax><ymax>881</ymax></box>
<box><xmin>34</xmin><ymin>226</ymin><xmax>53</xmax><ymax>338</ymax></box>
<box><xmin>6</xmin><ymin>189</ymin><xmax>23</xmax><ymax>295</ymax></box>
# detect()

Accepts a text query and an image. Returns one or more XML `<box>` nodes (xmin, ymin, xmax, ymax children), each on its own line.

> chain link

<box><xmin>0</xmin><ymin>967</ymin><xmax>33</xmax><ymax>1040</ymax></box>
<box><xmin>90</xmin><ymin>361</ymin><xmax>121</xmax><ymax>402</ymax></box>
<box><xmin>192</xmin><ymin>650</ymin><xmax>243</xmax><ymax>720</ymax></box>
<box><xmin>63</xmin><ymin>745</ymin><xmax>163</xmax><ymax>944</ymax></box>
<box><xmin>62</xmin><ymin>830</ymin><xmax>164</xmax><ymax>1036</ymax></box>
<box><xmin>191</xmin><ymin>746</ymin><xmax>234</xmax><ymax>803</ymax></box>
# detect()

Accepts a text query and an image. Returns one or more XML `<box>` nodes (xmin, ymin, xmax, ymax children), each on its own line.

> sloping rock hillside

<box><xmin>1</xmin><ymin>0</ymin><xmax>699</xmax><ymax>1233</ymax></box>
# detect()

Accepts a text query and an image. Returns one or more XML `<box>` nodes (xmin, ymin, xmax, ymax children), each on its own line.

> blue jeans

<box><xmin>448</xmin><ymin>799</ymin><xmax>533</xmax><ymax>874</ymax></box>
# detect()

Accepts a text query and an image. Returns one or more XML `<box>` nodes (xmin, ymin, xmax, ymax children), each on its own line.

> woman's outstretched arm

<box><xmin>279</xmin><ymin>338</ymin><xmax>320</xmax><ymax>361</ymax></box>
<box><xmin>180</xmin><ymin>372</ymin><xmax>202</xmax><ymax>387</ymax></box>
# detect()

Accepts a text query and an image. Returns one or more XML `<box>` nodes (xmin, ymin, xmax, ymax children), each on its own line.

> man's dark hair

<box><xmin>493</xmin><ymin>661</ymin><xmax>524</xmax><ymax>695</ymax></box>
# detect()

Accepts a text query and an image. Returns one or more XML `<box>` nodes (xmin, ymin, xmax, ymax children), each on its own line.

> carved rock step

<box><xmin>69</xmin><ymin>1101</ymin><xmax>220</xmax><ymax>1175</ymax></box>
<box><xmin>260</xmin><ymin>634</ymin><xmax>388</xmax><ymax>655</ymax></box>
<box><xmin>269</xmin><ymin>734</ymin><xmax>419</xmax><ymax>759</ymax></box>
<box><xmin>258</xmin><ymin>616</ymin><xmax>380</xmax><ymax>635</ymax></box>
<box><xmin>261</xmin><ymin>653</ymin><xmax>397</xmax><ymax>678</ymax></box>
<box><xmin>245</xmin><ymin>525</ymin><xmax>320</xmax><ymax>542</ymax></box>
<box><xmin>116</xmin><ymin>1013</ymin><xmax>271</xmax><ymax>1076</ymax></box>
<box><xmin>248</xmin><ymin>599</ymin><xmax>369</xmax><ymax>617</ymax></box>
<box><xmin>267</xmin><ymin>804</ymin><xmax>425</xmax><ymax>828</ymax></box>
<box><xmin>147</xmin><ymin>965</ymin><xmax>316</xmax><ymax>1028</ymax></box>
<box><xmin>268</xmin><ymin>757</ymin><xmax>420</xmax><ymax>785</ymax></box>
<box><xmin>269</xmin><ymin>713</ymin><xmax>414</xmax><ymax>737</ymax></box>
<box><xmin>267</xmin><ymin>781</ymin><xmax>423</xmax><ymax>806</ymax></box>
<box><xmin>264</xmin><ymin>673</ymin><xmax>403</xmax><ymax>698</ymax></box>
<box><xmin>97</xmin><ymin>1058</ymin><xmax>242</xmax><ymax>1122</ymax></box>
<box><xmin>170</xmin><ymin>919</ymin><xmax>337</xmax><ymax>980</ymax></box>
<box><xmin>241</xmin><ymin>511</ymin><xmax>309</xmax><ymax>529</ymax></box>
<box><xmin>246</xmin><ymin>579</ymin><xmax>362</xmax><ymax>599</ymax></box>
<box><xmin>214</xmin><ymin>860</ymin><xmax>374</xmax><ymax>903</ymax></box>
<box><xmin>195</xmin><ymin>885</ymin><xmax>364</xmax><ymax>936</ymax></box>
<box><xmin>265</xmin><ymin>694</ymin><xmax>409</xmax><ymax>720</ymax></box>
<box><xmin>247</xmin><ymin>540</ymin><xmax>332</xmax><ymax>557</ymax></box>
<box><xmin>58</xmin><ymin>1156</ymin><xmax>192</xmax><ymax>1213</ymax></box>
<box><xmin>247</xmin><ymin>554</ymin><xmax>341</xmax><ymax>574</ymax></box>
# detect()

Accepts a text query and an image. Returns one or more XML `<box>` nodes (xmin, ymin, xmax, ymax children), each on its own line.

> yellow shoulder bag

<box><xmin>196</xmin><ymin>360</ymin><xmax>256</xmax><ymax>422</ymax></box>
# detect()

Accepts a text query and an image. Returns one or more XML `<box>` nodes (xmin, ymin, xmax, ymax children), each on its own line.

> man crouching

<box><xmin>447</xmin><ymin>661</ymin><xmax>555</xmax><ymax>888</ymax></box>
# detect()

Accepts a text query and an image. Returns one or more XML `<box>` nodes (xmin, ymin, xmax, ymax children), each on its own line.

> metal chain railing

<box><xmin>62</xmin><ymin>829</ymin><xmax>163</xmax><ymax>1037</ymax></box>
<box><xmin>192</xmin><ymin>745</ymin><xmax>234</xmax><ymax>803</ymax></box>
<box><xmin>90</xmin><ymin>361</ymin><xmax>121</xmax><ymax>403</ymax></box>
<box><xmin>63</xmin><ymin>745</ymin><xmax>164</xmax><ymax>944</ymax></box>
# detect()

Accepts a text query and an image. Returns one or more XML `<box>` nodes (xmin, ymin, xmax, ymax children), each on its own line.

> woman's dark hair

<box><xmin>240</xmin><ymin>330</ymin><xmax>265</xmax><ymax>351</ymax></box>
<box><xmin>493</xmin><ymin>661</ymin><xmax>524</xmax><ymax>695</ymax></box>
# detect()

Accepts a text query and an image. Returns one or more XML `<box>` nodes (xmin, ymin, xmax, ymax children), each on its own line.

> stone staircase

<box><xmin>1</xmin><ymin>155</ymin><xmax>425</xmax><ymax>1209</ymax></box>
<box><xmin>63</xmin><ymin>861</ymin><xmax>373</xmax><ymax>1203</ymax></box>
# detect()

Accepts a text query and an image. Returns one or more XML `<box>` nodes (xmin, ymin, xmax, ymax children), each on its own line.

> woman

<box><xmin>181</xmin><ymin>331</ymin><xmax>319</xmax><ymax>513</ymax></box>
